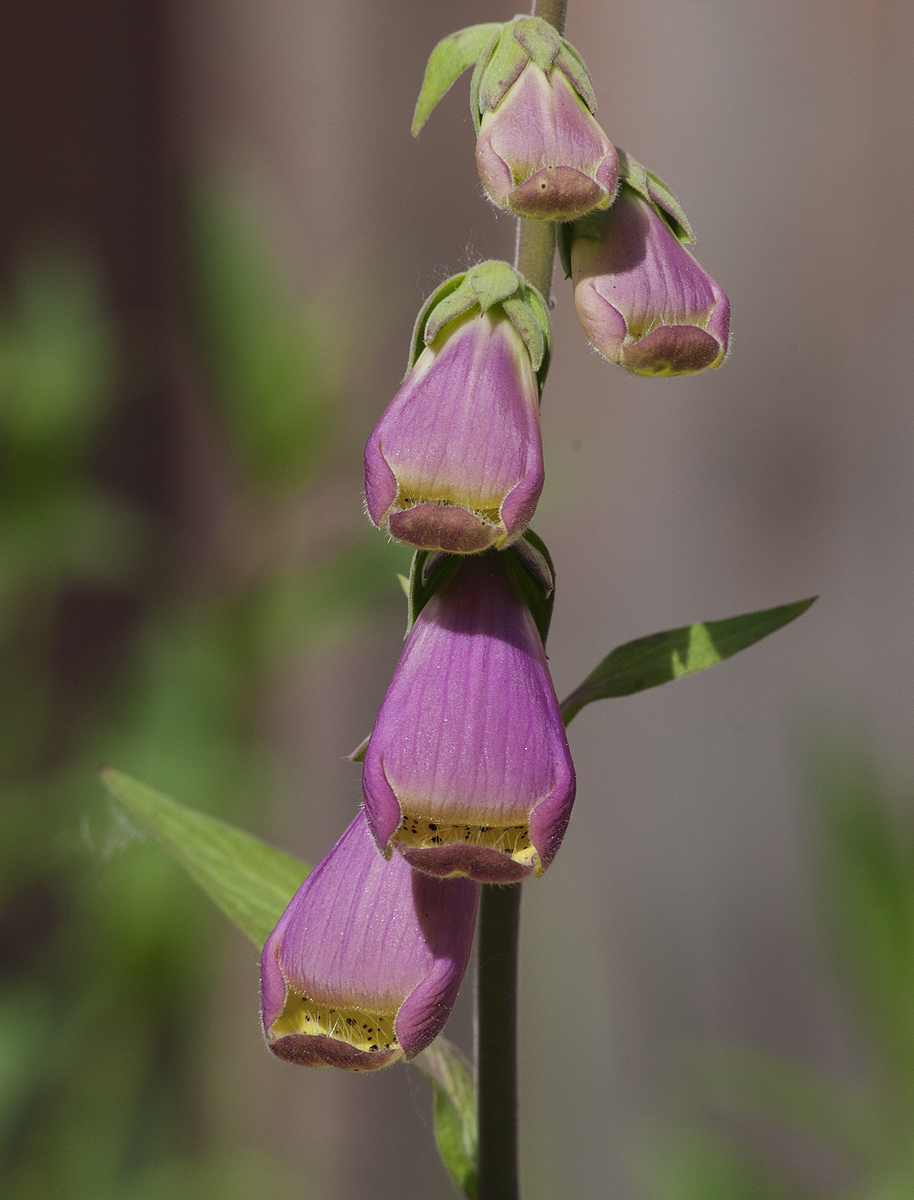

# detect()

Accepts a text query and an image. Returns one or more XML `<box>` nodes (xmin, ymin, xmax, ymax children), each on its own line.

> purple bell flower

<box><xmin>261</xmin><ymin>811</ymin><xmax>478</xmax><ymax>1071</ymax></box>
<box><xmin>362</xmin><ymin>553</ymin><xmax>576</xmax><ymax>884</ymax></box>
<box><xmin>364</xmin><ymin>310</ymin><xmax>544</xmax><ymax>554</ymax></box>
<box><xmin>572</xmin><ymin>183</ymin><xmax>730</xmax><ymax>376</ymax></box>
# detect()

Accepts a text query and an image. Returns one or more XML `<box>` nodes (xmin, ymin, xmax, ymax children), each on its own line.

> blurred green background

<box><xmin>2</xmin><ymin>1</ymin><xmax>914</xmax><ymax>1198</ymax></box>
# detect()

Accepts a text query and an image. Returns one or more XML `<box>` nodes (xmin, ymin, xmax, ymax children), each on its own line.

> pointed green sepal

<box><xmin>560</xmin><ymin>597</ymin><xmax>816</xmax><ymax>726</ymax></box>
<box><xmin>345</xmin><ymin>734</ymin><xmax>370</xmax><ymax>764</ymax></box>
<box><xmin>472</xmin><ymin>24</ymin><xmax>530</xmax><ymax>119</ymax></box>
<box><xmin>617</xmin><ymin>148</ymin><xmax>696</xmax><ymax>243</ymax></box>
<box><xmin>469</xmin><ymin>27</ymin><xmax>504</xmax><ymax>134</ymax></box>
<box><xmin>511</xmin><ymin>16</ymin><xmax>561</xmax><ymax>74</ymax></box>
<box><xmin>100</xmin><ymin>767</ymin><xmax>309</xmax><ymax>948</ymax></box>
<box><xmin>416</xmin><ymin>1037</ymin><xmax>478</xmax><ymax>1199</ymax></box>
<box><xmin>553</xmin><ymin>41</ymin><xmax>598</xmax><ymax>112</ymax></box>
<box><xmin>407</xmin><ymin>273</ymin><xmax>469</xmax><ymax>371</ymax></box>
<box><xmin>412</xmin><ymin>23</ymin><xmax>504</xmax><ymax>139</ymax></box>
<box><xmin>503</xmin><ymin>530</ymin><xmax>556</xmax><ymax>646</ymax></box>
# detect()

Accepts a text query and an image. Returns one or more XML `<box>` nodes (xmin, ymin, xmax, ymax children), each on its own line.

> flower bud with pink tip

<box><xmin>569</xmin><ymin>161</ymin><xmax>730</xmax><ymax>376</ymax></box>
<box><xmin>472</xmin><ymin>17</ymin><xmax>618</xmax><ymax>220</ymax></box>
<box><xmin>261</xmin><ymin>812</ymin><xmax>478</xmax><ymax>1071</ymax></box>
<box><xmin>362</xmin><ymin>550</ymin><xmax>576</xmax><ymax>884</ymax></box>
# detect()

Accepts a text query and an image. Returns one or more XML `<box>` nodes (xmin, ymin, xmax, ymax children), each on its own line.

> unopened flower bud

<box><xmin>364</xmin><ymin>262</ymin><xmax>549</xmax><ymax>554</ymax></box>
<box><xmin>261</xmin><ymin>812</ymin><xmax>478</xmax><ymax>1070</ymax></box>
<box><xmin>362</xmin><ymin>552</ymin><xmax>576</xmax><ymax>884</ymax></box>
<box><xmin>472</xmin><ymin>17</ymin><xmax>618</xmax><ymax>220</ymax></box>
<box><xmin>570</xmin><ymin>181</ymin><xmax>730</xmax><ymax>376</ymax></box>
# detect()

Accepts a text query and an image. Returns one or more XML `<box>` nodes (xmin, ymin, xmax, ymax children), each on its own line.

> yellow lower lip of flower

<box><xmin>269</xmin><ymin>991</ymin><xmax>400</xmax><ymax>1057</ymax></box>
<box><xmin>395</xmin><ymin>492</ymin><xmax>503</xmax><ymax>526</ymax></box>
<box><xmin>394</xmin><ymin>814</ymin><xmax>539</xmax><ymax>871</ymax></box>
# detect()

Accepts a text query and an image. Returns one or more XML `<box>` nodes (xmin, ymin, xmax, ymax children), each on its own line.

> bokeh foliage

<box><xmin>0</xmin><ymin>185</ymin><xmax>407</xmax><ymax>1200</ymax></box>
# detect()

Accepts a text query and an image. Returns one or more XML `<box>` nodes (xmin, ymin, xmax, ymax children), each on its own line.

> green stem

<box><xmin>475</xmin><ymin>883</ymin><xmax>522</xmax><ymax>1200</ymax></box>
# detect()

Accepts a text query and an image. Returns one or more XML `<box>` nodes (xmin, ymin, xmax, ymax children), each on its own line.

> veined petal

<box><xmin>364</xmin><ymin>311</ymin><xmax>544</xmax><ymax>553</ymax></box>
<box><xmin>261</xmin><ymin>812</ymin><xmax>478</xmax><ymax>1069</ymax></box>
<box><xmin>362</xmin><ymin>553</ymin><xmax>576</xmax><ymax>883</ymax></box>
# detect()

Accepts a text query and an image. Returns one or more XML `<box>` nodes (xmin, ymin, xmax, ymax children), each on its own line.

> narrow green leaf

<box><xmin>416</xmin><ymin>1038</ymin><xmax>478</xmax><ymax>1199</ymax></box>
<box><xmin>561</xmin><ymin>597</ymin><xmax>816</xmax><ymax>725</ymax></box>
<box><xmin>100</xmin><ymin>767</ymin><xmax>309</xmax><ymax>948</ymax></box>
<box><xmin>412</xmin><ymin>24</ymin><xmax>503</xmax><ymax>139</ymax></box>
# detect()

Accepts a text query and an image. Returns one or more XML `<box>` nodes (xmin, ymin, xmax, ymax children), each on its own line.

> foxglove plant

<box><xmin>102</xmin><ymin>1</ymin><xmax>816</xmax><ymax>1197</ymax></box>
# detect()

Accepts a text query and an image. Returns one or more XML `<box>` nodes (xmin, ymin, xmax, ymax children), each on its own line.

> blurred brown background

<box><xmin>2</xmin><ymin>1</ymin><xmax>913</xmax><ymax>1198</ymax></box>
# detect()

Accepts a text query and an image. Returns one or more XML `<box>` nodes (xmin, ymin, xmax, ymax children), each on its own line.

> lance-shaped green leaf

<box><xmin>561</xmin><ymin>597</ymin><xmax>816</xmax><ymax>726</ymax></box>
<box><xmin>416</xmin><ymin>1037</ymin><xmax>478</xmax><ymax>1199</ymax></box>
<box><xmin>100</xmin><ymin>767</ymin><xmax>309</xmax><ymax>948</ymax></box>
<box><xmin>412</xmin><ymin>23</ymin><xmax>503</xmax><ymax>139</ymax></box>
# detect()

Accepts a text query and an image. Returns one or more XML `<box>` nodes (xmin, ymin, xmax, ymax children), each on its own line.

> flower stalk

<box><xmin>474</xmin><ymin>4</ymin><xmax>566</xmax><ymax>1196</ymax></box>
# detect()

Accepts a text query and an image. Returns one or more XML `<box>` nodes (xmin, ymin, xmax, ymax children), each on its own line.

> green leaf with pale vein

<box><xmin>561</xmin><ymin>597</ymin><xmax>816</xmax><ymax>726</ymax></box>
<box><xmin>412</xmin><ymin>24</ymin><xmax>503</xmax><ymax>138</ymax></box>
<box><xmin>416</xmin><ymin>1037</ymin><xmax>478</xmax><ymax>1199</ymax></box>
<box><xmin>100</xmin><ymin>767</ymin><xmax>309</xmax><ymax>948</ymax></box>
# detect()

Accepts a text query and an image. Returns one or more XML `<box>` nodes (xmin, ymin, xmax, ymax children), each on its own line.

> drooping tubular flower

<box><xmin>568</xmin><ymin>156</ymin><xmax>730</xmax><ymax>376</ymax></box>
<box><xmin>364</xmin><ymin>261</ymin><xmax>550</xmax><ymax>555</ymax></box>
<box><xmin>261</xmin><ymin>811</ymin><xmax>478</xmax><ymax>1071</ymax></box>
<box><xmin>472</xmin><ymin>17</ymin><xmax>619</xmax><ymax>220</ymax></box>
<box><xmin>362</xmin><ymin>548</ymin><xmax>576</xmax><ymax>884</ymax></box>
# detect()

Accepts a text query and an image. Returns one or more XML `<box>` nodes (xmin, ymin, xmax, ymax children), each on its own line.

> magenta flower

<box><xmin>261</xmin><ymin>811</ymin><xmax>478</xmax><ymax>1071</ymax></box>
<box><xmin>571</xmin><ymin>183</ymin><xmax>730</xmax><ymax>376</ymax></box>
<box><xmin>362</xmin><ymin>553</ymin><xmax>576</xmax><ymax>884</ymax></box>
<box><xmin>364</xmin><ymin>309</ymin><xmax>544</xmax><ymax>554</ymax></box>
<box><xmin>476</xmin><ymin>64</ymin><xmax>619</xmax><ymax>221</ymax></box>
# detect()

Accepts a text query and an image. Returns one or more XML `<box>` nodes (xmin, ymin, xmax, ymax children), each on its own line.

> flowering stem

<box><xmin>475</xmin><ymin>6</ymin><xmax>566</xmax><ymax>1198</ymax></box>
<box><xmin>476</xmin><ymin>883</ymin><xmax>522</xmax><ymax>1200</ymax></box>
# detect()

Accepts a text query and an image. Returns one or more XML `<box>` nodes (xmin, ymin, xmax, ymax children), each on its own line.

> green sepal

<box><xmin>472</xmin><ymin>24</ymin><xmax>530</xmax><ymax>120</ymax></box>
<box><xmin>502</xmin><ymin>531</ymin><xmax>556</xmax><ymax>646</ymax></box>
<box><xmin>617</xmin><ymin>149</ymin><xmax>696</xmax><ymax>243</ymax></box>
<box><xmin>412</xmin><ymin>23</ymin><xmax>504</xmax><ymax>139</ymax></box>
<box><xmin>345</xmin><ymin>734</ymin><xmax>370</xmax><ymax>764</ymax></box>
<box><xmin>100</xmin><ymin>767</ymin><xmax>309</xmax><ymax>948</ymax></box>
<box><xmin>511</xmin><ymin>16</ymin><xmax>561</xmax><ymax>74</ymax></box>
<box><xmin>467</xmin><ymin>260</ymin><xmax>523</xmax><ymax>312</ymax></box>
<box><xmin>407</xmin><ymin>263</ymin><xmax>552</xmax><ymax>389</ymax></box>
<box><xmin>469</xmin><ymin>27</ymin><xmax>504</xmax><ymax>133</ymax></box>
<box><xmin>407</xmin><ymin>273</ymin><xmax>468</xmax><ymax>373</ymax></box>
<box><xmin>416</xmin><ymin>1037</ymin><xmax>478</xmax><ymax>1199</ymax></box>
<box><xmin>553</xmin><ymin>39</ymin><xmax>598</xmax><ymax>112</ymax></box>
<box><xmin>560</xmin><ymin>597</ymin><xmax>816</xmax><ymax>726</ymax></box>
<box><xmin>406</xmin><ymin>549</ymin><xmax>463</xmax><ymax>636</ymax></box>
